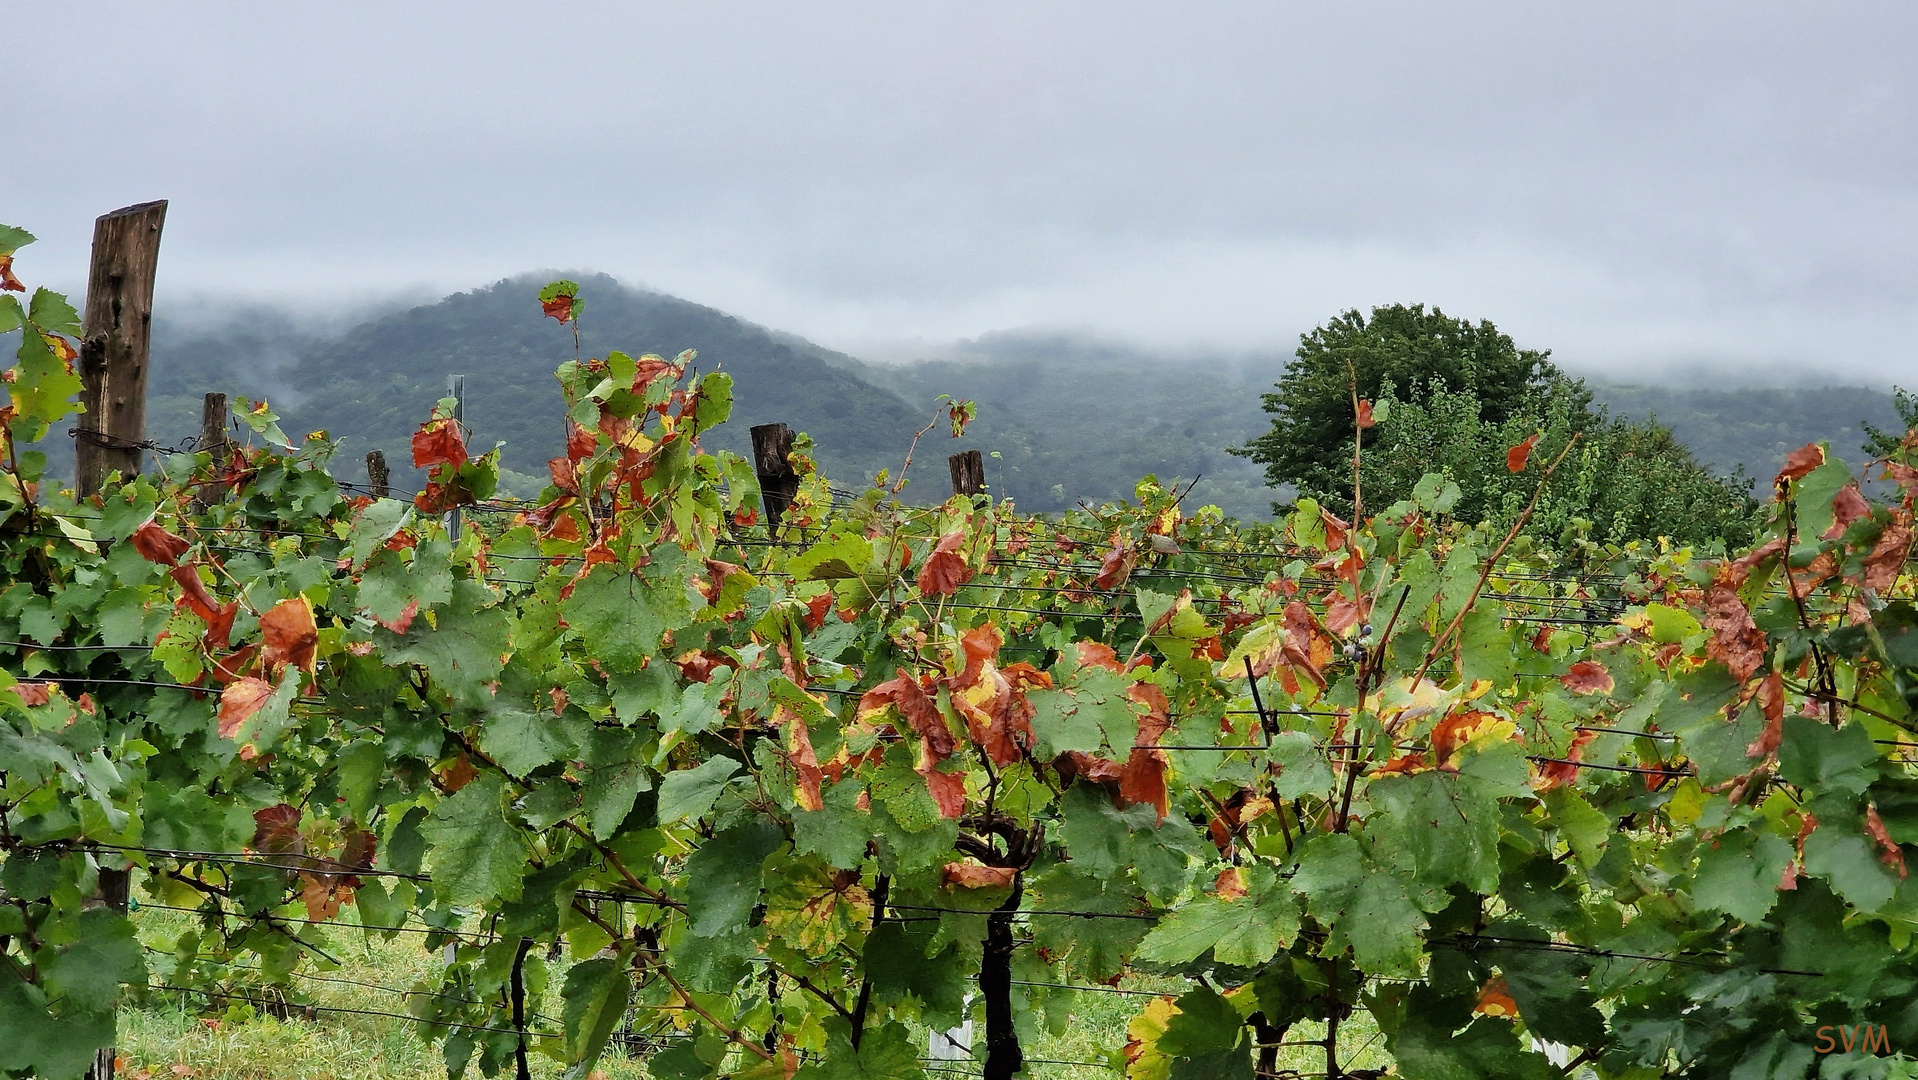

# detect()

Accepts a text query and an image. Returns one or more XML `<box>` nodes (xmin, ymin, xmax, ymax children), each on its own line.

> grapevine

<box><xmin>1</xmin><ymin>222</ymin><xmax>1916</xmax><ymax>1080</ymax></box>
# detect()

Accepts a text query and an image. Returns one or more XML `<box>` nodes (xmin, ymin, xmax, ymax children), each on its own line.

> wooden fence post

<box><xmin>949</xmin><ymin>450</ymin><xmax>985</xmax><ymax>497</ymax></box>
<box><xmin>190</xmin><ymin>393</ymin><xmax>228</xmax><ymax>511</ymax></box>
<box><xmin>75</xmin><ymin>200</ymin><xmax>167</xmax><ymax>498</ymax></box>
<box><xmin>750</xmin><ymin>423</ymin><xmax>799</xmax><ymax>527</ymax></box>
<box><xmin>366</xmin><ymin>450</ymin><xmax>390</xmax><ymax>498</ymax></box>
<box><xmin>199</xmin><ymin>392</ymin><xmax>229</xmax><ymax>466</ymax></box>
<box><xmin>84</xmin><ymin>866</ymin><xmax>130</xmax><ymax>1080</ymax></box>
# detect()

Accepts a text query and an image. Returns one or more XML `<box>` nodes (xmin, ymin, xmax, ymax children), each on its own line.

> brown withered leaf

<box><xmin>170</xmin><ymin>564</ymin><xmax>223</xmax><ymax>623</ymax></box>
<box><xmin>1863</xmin><ymin>511</ymin><xmax>1913</xmax><ymax>592</ymax></box>
<box><xmin>218</xmin><ymin>678</ymin><xmax>276</xmax><ymax>741</ymax></box>
<box><xmin>1824</xmin><ymin>483</ymin><xmax>1871</xmax><ymax>540</ymax></box>
<box><xmin>1095</xmin><ymin>539</ymin><xmax>1137</xmax><ymax>590</ymax></box>
<box><xmin>1701</xmin><ymin>585</ymin><xmax>1767</xmax><ymax>681</ymax></box>
<box><xmin>1559</xmin><ymin>660</ymin><xmax>1615</xmax><ymax>696</ymax></box>
<box><xmin>260</xmin><ymin>596</ymin><xmax>318</xmax><ymax>675</ymax></box>
<box><xmin>1355</xmin><ymin>399</ymin><xmax>1376</xmax><ymax>429</ymax></box>
<box><xmin>942</xmin><ymin>862</ymin><xmax>1017</xmax><ymax>889</ymax></box>
<box><xmin>1533</xmin><ymin>729</ymin><xmax>1595</xmax><ymax>791</ymax></box>
<box><xmin>8</xmin><ymin>682</ymin><xmax>54</xmax><ymax>707</ymax></box>
<box><xmin>1213</xmin><ymin>866</ymin><xmax>1248</xmax><ymax>901</ymax></box>
<box><xmin>917</xmin><ymin>531</ymin><xmax>973</xmax><ymax>597</ymax></box>
<box><xmin>859</xmin><ymin>674</ymin><xmax>954</xmax><ymax>758</ymax></box>
<box><xmin>1119</xmin><ymin>683</ymin><xmax>1172</xmax><ymax>822</ymax></box>
<box><xmin>1774</xmin><ymin>443</ymin><xmax>1825</xmax><ymax>488</ymax></box>
<box><xmin>1865</xmin><ymin>805</ymin><xmax>1909</xmax><ymax>879</ymax></box>
<box><xmin>131</xmin><ymin>521</ymin><xmax>190</xmax><ymax>566</ymax></box>
<box><xmin>0</xmin><ymin>254</ymin><xmax>22</xmax><ymax>292</ymax></box>
<box><xmin>1747</xmin><ymin>671</ymin><xmax>1785</xmax><ymax>759</ymax></box>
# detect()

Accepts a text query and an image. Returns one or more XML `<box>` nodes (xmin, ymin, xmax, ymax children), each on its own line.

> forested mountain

<box><xmin>97</xmin><ymin>274</ymin><xmax>1908</xmax><ymax>519</ymax></box>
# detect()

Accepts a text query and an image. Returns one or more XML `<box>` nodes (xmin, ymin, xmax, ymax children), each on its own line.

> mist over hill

<box><xmin>115</xmin><ymin>275</ymin><xmax>1909</xmax><ymax>519</ymax></box>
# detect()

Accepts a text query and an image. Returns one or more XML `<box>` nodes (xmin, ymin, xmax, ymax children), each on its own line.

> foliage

<box><xmin>1234</xmin><ymin>303</ymin><xmax>1575</xmax><ymax>511</ymax></box>
<box><xmin>4</xmin><ymin>232</ymin><xmax>1918</xmax><ymax>1080</ymax></box>
<box><xmin>1864</xmin><ymin>387</ymin><xmax>1918</xmax><ymax>463</ymax></box>
<box><xmin>1362</xmin><ymin>380</ymin><xmax>1757</xmax><ymax>549</ymax></box>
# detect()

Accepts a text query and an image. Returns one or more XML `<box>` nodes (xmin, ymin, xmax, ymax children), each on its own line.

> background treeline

<box><xmin>92</xmin><ymin>275</ymin><xmax>1904</xmax><ymax>526</ymax></box>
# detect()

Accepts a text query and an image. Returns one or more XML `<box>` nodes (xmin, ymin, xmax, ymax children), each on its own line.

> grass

<box><xmin>120</xmin><ymin>908</ymin><xmax>1390</xmax><ymax>1079</ymax></box>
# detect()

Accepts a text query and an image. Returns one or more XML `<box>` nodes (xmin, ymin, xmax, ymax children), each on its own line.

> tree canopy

<box><xmin>1237</xmin><ymin>303</ymin><xmax>1754</xmax><ymax>547</ymax></box>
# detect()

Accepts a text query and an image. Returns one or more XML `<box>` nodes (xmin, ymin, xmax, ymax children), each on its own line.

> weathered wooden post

<box><xmin>366</xmin><ymin>450</ymin><xmax>390</xmax><ymax>498</ymax></box>
<box><xmin>189</xmin><ymin>392</ymin><xmax>229</xmax><ymax>511</ymax></box>
<box><xmin>949</xmin><ymin>449</ymin><xmax>985</xmax><ymax>496</ymax></box>
<box><xmin>199</xmin><ymin>392</ymin><xmax>229</xmax><ymax>465</ymax></box>
<box><xmin>75</xmin><ymin>200</ymin><xmax>167</xmax><ymax>497</ymax></box>
<box><xmin>750</xmin><ymin>422</ymin><xmax>799</xmax><ymax>527</ymax></box>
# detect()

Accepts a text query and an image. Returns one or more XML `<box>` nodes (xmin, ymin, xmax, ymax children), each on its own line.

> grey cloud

<box><xmin>8</xmin><ymin>1</ymin><xmax>1915</xmax><ymax>381</ymax></box>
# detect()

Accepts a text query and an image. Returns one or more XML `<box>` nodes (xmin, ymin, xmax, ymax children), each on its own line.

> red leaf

<box><xmin>786</xmin><ymin>710</ymin><xmax>825</xmax><ymax>813</ymax></box>
<box><xmin>1701</xmin><ymin>585</ymin><xmax>1767</xmax><ymax>681</ymax></box>
<box><xmin>565</xmin><ymin>420</ymin><xmax>597</xmax><ymax>462</ymax></box>
<box><xmin>1474</xmin><ymin>976</ymin><xmax>1518</xmax><ymax>1018</ymax></box>
<box><xmin>917</xmin><ymin>531</ymin><xmax>973</xmax><ymax>597</ymax></box>
<box><xmin>1533</xmin><ymin>729</ymin><xmax>1595</xmax><ymax>790</ymax></box>
<box><xmin>1213</xmin><ymin>867</ymin><xmax>1248</xmax><ymax>901</ymax></box>
<box><xmin>859</xmin><ymin>675</ymin><xmax>954</xmax><ymax>758</ymax></box>
<box><xmin>1748</xmin><ymin>671</ymin><xmax>1785</xmax><ymax>759</ymax></box>
<box><xmin>1559</xmin><ymin>660</ymin><xmax>1614</xmax><ymax>696</ymax></box>
<box><xmin>411</xmin><ymin>418</ymin><xmax>468</xmax><ymax>470</ymax></box>
<box><xmin>260</xmin><ymin>596</ymin><xmax>318</xmax><ymax>675</ymax></box>
<box><xmin>1774</xmin><ymin>443</ymin><xmax>1825</xmax><ymax>487</ymax></box>
<box><xmin>1866</xmin><ymin>805</ymin><xmax>1909</xmax><ymax>879</ymax></box>
<box><xmin>250</xmin><ymin>804</ymin><xmax>303</xmax><ymax>855</ymax></box>
<box><xmin>1075</xmin><ymin>642</ymin><xmax>1127</xmax><ymax>672</ymax></box>
<box><xmin>1355</xmin><ymin>399</ymin><xmax>1376</xmax><ymax>429</ymax></box>
<box><xmin>1095</xmin><ymin>540</ymin><xmax>1136</xmax><ymax>590</ymax></box>
<box><xmin>0</xmin><ymin>254</ymin><xmax>22</xmax><ymax>292</ymax></box>
<box><xmin>941</xmin><ymin>862</ymin><xmax>1016</xmax><ymax>889</ymax></box>
<box><xmin>1863</xmin><ymin>511</ymin><xmax>1913</xmax><ymax>591</ymax></box>
<box><xmin>1119</xmin><ymin>683</ymin><xmax>1171</xmax><ymax>822</ymax></box>
<box><xmin>340</xmin><ymin>826</ymin><xmax>378</xmax><ymax>873</ymax></box>
<box><xmin>170</xmin><ymin>564</ymin><xmax>222</xmax><ymax>623</ymax></box>
<box><xmin>8</xmin><ymin>681</ymin><xmax>54</xmax><ymax>707</ymax></box>
<box><xmin>376</xmin><ymin>599</ymin><xmax>420</xmax><ymax>635</ymax></box>
<box><xmin>804</xmin><ymin>593</ymin><xmax>833</xmax><ymax>632</ymax></box>
<box><xmin>1323</xmin><ymin>594</ymin><xmax>1367</xmax><ymax>636</ymax></box>
<box><xmin>1506</xmin><ymin>432</ymin><xmax>1541</xmax><ymax>473</ymax></box>
<box><xmin>218</xmin><ymin>678</ymin><xmax>275</xmax><ymax>741</ymax></box>
<box><xmin>131</xmin><ymin>521</ymin><xmax>190</xmax><ymax>566</ymax></box>
<box><xmin>1825</xmin><ymin>483</ymin><xmax>1871</xmax><ymax>540</ymax></box>
<box><xmin>919</xmin><ymin>759</ymin><xmax>967</xmax><ymax>819</ymax></box>
<box><xmin>541</xmin><ymin>293</ymin><xmax>575</xmax><ymax>323</ymax></box>
<box><xmin>203</xmin><ymin>602</ymin><xmax>239</xmax><ymax>652</ymax></box>
<box><xmin>439</xmin><ymin>754</ymin><xmax>479</xmax><ymax>793</ymax></box>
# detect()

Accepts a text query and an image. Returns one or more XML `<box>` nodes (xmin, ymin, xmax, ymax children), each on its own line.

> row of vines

<box><xmin>3</xmin><ymin>224</ymin><xmax>1917</xmax><ymax>1080</ymax></box>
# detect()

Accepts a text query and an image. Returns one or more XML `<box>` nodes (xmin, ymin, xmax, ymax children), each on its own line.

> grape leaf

<box><xmin>423</xmin><ymin>773</ymin><xmax>531</xmax><ymax>904</ymax></box>
<box><xmin>657</xmin><ymin>756</ymin><xmax>742</xmax><ymax>824</ymax></box>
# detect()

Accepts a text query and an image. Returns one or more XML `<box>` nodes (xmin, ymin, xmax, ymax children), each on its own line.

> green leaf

<box><xmin>788</xmin><ymin>528</ymin><xmax>875</xmax><ymax>581</ymax></box>
<box><xmin>0</xmin><ymin>224</ymin><xmax>35</xmax><ymax>254</ymax></box>
<box><xmin>581</xmin><ymin>727</ymin><xmax>652</xmax><ymax>840</ymax></box>
<box><xmin>1693</xmin><ymin>829</ymin><xmax>1793</xmax><ymax>923</ymax></box>
<box><xmin>348</xmin><ymin>498</ymin><xmax>413</xmax><ymax>569</ymax></box>
<box><xmin>660</xmin><ymin>677</ymin><xmax>728</xmax><ymax>735</ymax></box>
<box><xmin>1345</xmin><ymin>867</ymin><xmax>1426</xmax><ymax>975</ymax></box>
<box><xmin>562</xmin><ymin>563</ymin><xmax>691</xmax><ymax>671</ymax></box>
<box><xmin>1540</xmin><ymin>787</ymin><xmax>1609</xmax><ymax>869</ymax></box>
<box><xmin>1158</xmin><ymin>986</ymin><xmax>1242</xmax><ymax>1056</ymax></box>
<box><xmin>381</xmin><ymin>579</ymin><xmax>510</xmax><ymax>706</ymax></box>
<box><xmin>1368</xmin><ymin>741</ymin><xmax>1528</xmax><ymax>894</ymax></box>
<box><xmin>0</xmin><ymin>962</ymin><xmax>115</xmax><ymax>1079</ymax></box>
<box><xmin>793</xmin><ymin>1019</ymin><xmax>926</xmax><ymax>1080</ymax></box>
<box><xmin>1792</xmin><ymin>453</ymin><xmax>1850</xmax><ymax>542</ymax></box>
<box><xmin>793</xmin><ymin>785</ymin><xmax>875</xmax><ymax>870</ymax></box>
<box><xmin>1778</xmin><ymin>718</ymin><xmax>1879</xmax><ymax>797</ymax></box>
<box><xmin>1137</xmin><ymin>865</ymin><xmax>1296</xmax><ymax>968</ymax></box>
<box><xmin>1269</xmin><ymin>731</ymin><xmax>1334</xmax><ymax>801</ymax></box>
<box><xmin>1802</xmin><ymin>825</ymin><xmax>1899</xmax><ymax>913</ymax></box>
<box><xmin>39</xmin><ymin>907</ymin><xmax>143</xmax><ymax>1011</ymax></box>
<box><xmin>559</xmin><ymin>951</ymin><xmax>631</xmax><ymax>1079</ymax></box>
<box><xmin>423</xmin><ymin>773</ymin><xmax>532</xmax><ymax>904</ymax></box>
<box><xmin>27</xmin><ymin>288</ymin><xmax>81</xmax><ymax>337</ymax></box>
<box><xmin>681</xmin><ymin>821</ymin><xmax>782</xmax><ymax>936</ymax></box>
<box><xmin>479</xmin><ymin>695</ymin><xmax>575</xmax><ymax>777</ymax></box>
<box><xmin>1026</xmin><ymin>686</ymin><xmax>1105</xmax><ymax>757</ymax></box>
<box><xmin>657</xmin><ymin>756</ymin><xmax>742</xmax><ymax>824</ymax></box>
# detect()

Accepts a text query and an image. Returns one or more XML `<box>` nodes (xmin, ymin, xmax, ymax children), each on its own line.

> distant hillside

<box><xmin>1589</xmin><ymin>383</ymin><xmax>1902</xmax><ymax>486</ymax></box>
<box><xmin>84</xmin><ymin>279</ymin><xmax>1911</xmax><ymax>518</ymax></box>
<box><xmin>860</xmin><ymin>334</ymin><xmax>1281</xmax><ymax>518</ymax></box>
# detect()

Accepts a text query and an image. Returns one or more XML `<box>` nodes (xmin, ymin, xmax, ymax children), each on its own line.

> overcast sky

<box><xmin>9</xmin><ymin>2</ymin><xmax>1916</xmax><ymax>381</ymax></box>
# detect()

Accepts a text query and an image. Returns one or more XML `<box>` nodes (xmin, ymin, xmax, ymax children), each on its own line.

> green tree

<box><xmin>1861</xmin><ymin>385</ymin><xmax>1918</xmax><ymax>459</ymax></box>
<box><xmin>1234</xmin><ymin>303</ymin><xmax>1578</xmax><ymax>510</ymax></box>
<box><xmin>1362</xmin><ymin>380</ymin><xmax>1756</xmax><ymax>548</ymax></box>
